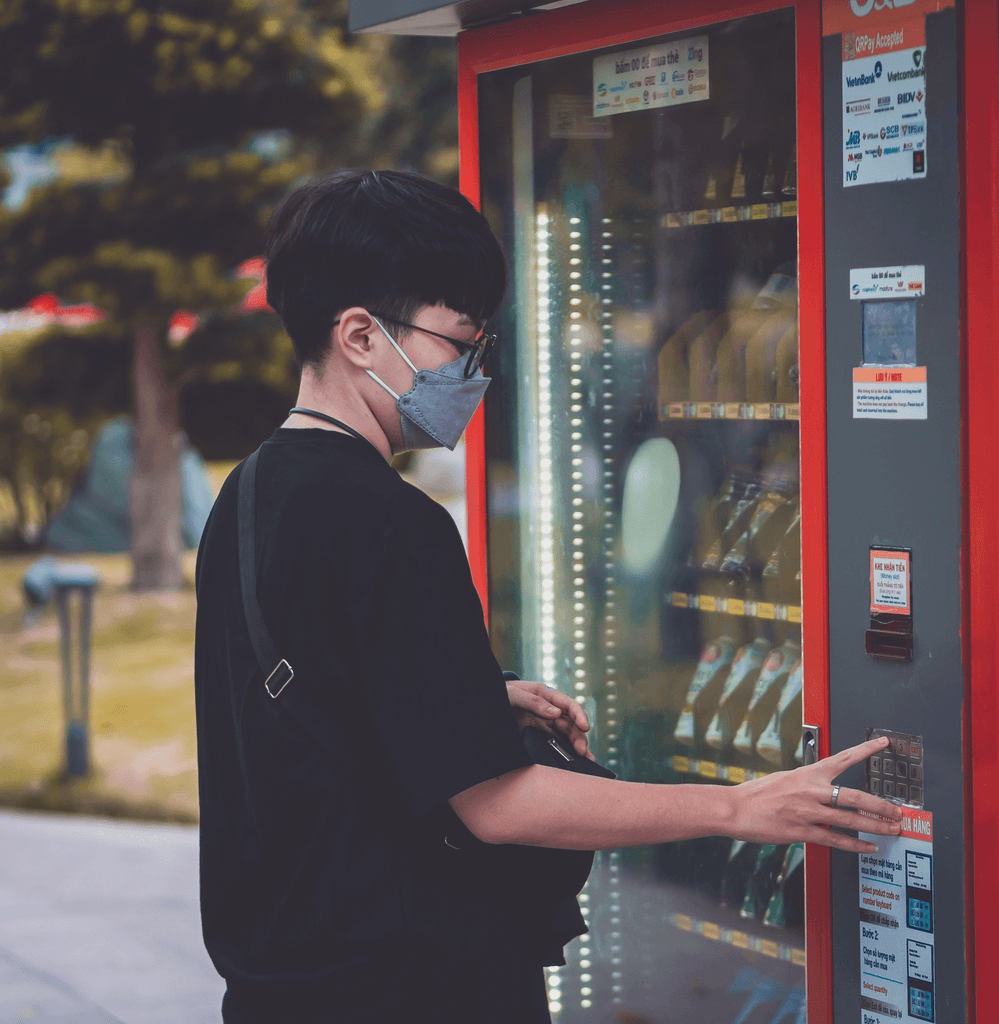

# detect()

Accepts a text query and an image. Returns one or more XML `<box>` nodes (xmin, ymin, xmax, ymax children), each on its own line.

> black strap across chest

<box><xmin>237</xmin><ymin>449</ymin><xmax>293</xmax><ymax>698</ymax></box>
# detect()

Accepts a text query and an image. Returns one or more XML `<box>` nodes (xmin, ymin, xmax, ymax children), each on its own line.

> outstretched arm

<box><xmin>450</xmin><ymin>735</ymin><xmax>900</xmax><ymax>854</ymax></box>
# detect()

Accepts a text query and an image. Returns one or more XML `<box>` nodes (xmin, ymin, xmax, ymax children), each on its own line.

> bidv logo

<box><xmin>846</xmin><ymin>129</ymin><xmax>861</xmax><ymax>148</ymax></box>
<box><xmin>897</xmin><ymin>91</ymin><xmax>917</xmax><ymax>104</ymax></box>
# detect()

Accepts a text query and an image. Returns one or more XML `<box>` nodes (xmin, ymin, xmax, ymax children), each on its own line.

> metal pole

<box><xmin>54</xmin><ymin>587</ymin><xmax>81</xmax><ymax>775</ymax></box>
<box><xmin>55</xmin><ymin>583</ymin><xmax>92</xmax><ymax>777</ymax></box>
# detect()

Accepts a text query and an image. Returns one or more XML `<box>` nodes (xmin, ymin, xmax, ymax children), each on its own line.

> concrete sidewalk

<box><xmin>0</xmin><ymin>809</ymin><xmax>223</xmax><ymax>1024</ymax></box>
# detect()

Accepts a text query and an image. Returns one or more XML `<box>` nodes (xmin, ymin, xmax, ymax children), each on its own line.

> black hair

<box><xmin>264</xmin><ymin>169</ymin><xmax>508</xmax><ymax>366</ymax></box>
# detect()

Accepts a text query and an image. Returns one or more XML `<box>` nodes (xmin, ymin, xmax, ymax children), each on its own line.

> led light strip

<box><xmin>566</xmin><ymin>215</ymin><xmax>588</xmax><ymax>712</ymax></box>
<box><xmin>600</xmin><ymin>217</ymin><xmax>624</xmax><ymax>1005</ymax></box>
<box><xmin>535</xmin><ymin>211</ymin><xmax>556</xmax><ymax>689</ymax></box>
<box><xmin>565</xmin><ymin>212</ymin><xmax>589</xmax><ymax>1016</ymax></box>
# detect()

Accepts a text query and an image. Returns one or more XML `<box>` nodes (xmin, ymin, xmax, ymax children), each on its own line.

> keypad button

<box><xmin>897</xmin><ymin>762</ymin><xmax>907</xmax><ymax>778</ymax></box>
<box><xmin>896</xmin><ymin>739</ymin><xmax>909</xmax><ymax>756</ymax></box>
<box><xmin>909</xmin><ymin>742</ymin><xmax>922</xmax><ymax>761</ymax></box>
<box><xmin>910</xmin><ymin>764</ymin><xmax>922</xmax><ymax>782</ymax></box>
<box><xmin>883</xmin><ymin>780</ymin><xmax>894</xmax><ymax>797</ymax></box>
<box><xmin>883</xmin><ymin>759</ymin><xmax>894</xmax><ymax>776</ymax></box>
<box><xmin>871</xmin><ymin>756</ymin><xmax>881</xmax><ymax>772</ymax></box>
<box><xmin>909</xmin><ymin>786</ymin><xmax>922</xmax><ymax>804</ymax></box>
<box><xmin>871</xmin><ymin>778</ymin><xmax>881</xmax><ymax>795</ymax></box>
<box><xmin>896</xmin><ymin>783</ymin><xmax>907</xmax><ymax>801</ymax></box>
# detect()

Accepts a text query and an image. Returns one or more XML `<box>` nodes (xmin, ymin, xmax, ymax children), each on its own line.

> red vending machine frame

<box><xmin>457</xmin><ymin>1</ymin><xmax>998</xmax><ymax>1020</ymax></box>
<box><xmin>963</xmin><ymin>4</ymin><xmax>999</xmax><ymax>1023</ymax></box>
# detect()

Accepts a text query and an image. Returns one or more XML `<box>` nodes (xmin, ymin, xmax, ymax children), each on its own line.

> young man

<box><xmin>194</xmin><ymin>169</ymin><xmax>901</xmax><ymax>1023</ymax></box>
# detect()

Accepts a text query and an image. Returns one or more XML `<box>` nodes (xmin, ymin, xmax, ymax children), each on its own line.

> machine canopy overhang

<box><xmin>348</xmin><ymin>0</ymin><xmax>587</xmax><ymax>36</ymax></box>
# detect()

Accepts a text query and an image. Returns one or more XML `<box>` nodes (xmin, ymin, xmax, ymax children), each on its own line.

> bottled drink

<box><xmin>691</xmin><ymin>472</ymin><xmax>747</xmax><ymax>570</ymax></box>
<box><xmin>701</xmin><ymin>480</ymin><xmax>763</xmax><ymax>573</ymax></box>
<box><xmin>764</xmin><ymin>843</ymin><xmax>805</xmax><ymax>930</ymax></box>
<box><xmin>732</xmin><ymin>640</ymin><xmax>801</xmax><ymax>756</ymax></box>
<box><xmin>756</xmin><ymin>659</ymin><xmax>803</xmax><ymax>767</ymax></box>
<box><xmin>740</xmin><ymin>844</ymin><xmax>787</xmax><ymax>920</ymax></box>
<box><xmin>759</xmin><ymin>503</ymin><xmax>801</xmax><ymax>605</ymax></box>
<box><xmin>719</xmin><ymin>488</ymin><xmax>797</xmax><ymax>586</ymax></box>
<box><xmin>720</xmin><ymin>839</ymin><xmax>761</xmax><ymax>910</ymax></box>
<box><xmin>703</xmin><ymin>638</ymin><xmax>770</xmax><ymax>751</ymax></box>
<box><xmin>673</xmin><ymin>637</ymin><xmax>738</xmax><ymax>747</ymax></box>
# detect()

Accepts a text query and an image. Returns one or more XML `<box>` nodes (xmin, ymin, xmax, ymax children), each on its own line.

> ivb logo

<box><xmin>846</xmin><ymin>129</ymin><xmax>861</xmax><ymax>148</ymax></box>
<box><xmin>846</xmin><ymin>168</ymin><xmax>859</xmax><ymax>182</ymax></box>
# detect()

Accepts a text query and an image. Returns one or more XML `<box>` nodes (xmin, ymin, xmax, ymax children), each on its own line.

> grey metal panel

<box><xmin>823</xmin><ymin>9</ymin><xmax>965</xmax><ymax>1023</ymax></box>
<box><xmin>349</xmin><ymin>0</ymin><xmax>587</xmax><ymax>35</ymax></box>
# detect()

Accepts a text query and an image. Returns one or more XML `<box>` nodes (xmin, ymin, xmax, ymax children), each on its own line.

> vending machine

<box><xmin>351</xmin><ymin>1</ymin><xmax>998</xmax><ymax>1021</ymax></box>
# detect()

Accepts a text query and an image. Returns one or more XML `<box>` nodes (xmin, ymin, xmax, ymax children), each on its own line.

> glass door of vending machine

<box><xmin>477</xmin><ymin>8</ymin><xmax>811</xmax><ymax>1022</ymax></box>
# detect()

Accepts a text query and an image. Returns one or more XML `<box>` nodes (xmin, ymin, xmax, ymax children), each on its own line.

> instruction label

<box><xmin>593</xmin><ymin>35</ymin><xmax>708</xmax><ymax>117</ymax></box>
<box><xmin>860</xmin><ymin>809</ymin><xmax>935</xmax><ymax>1022</ymax></box>
<box><xmin>853</xmin><ymin>367</ymin><xmax>927</xmax><ymax>419</ymax></box>
<box><xmin>871</xmin><ymin>549</ymin><xmax>911</xmax><ymax>615</ymax></box>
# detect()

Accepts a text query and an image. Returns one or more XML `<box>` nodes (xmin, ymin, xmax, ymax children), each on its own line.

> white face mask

<box><xmin>365</xmin><ymin>316</ymin><xmax>492</xmax><ymax>452</ymax></box>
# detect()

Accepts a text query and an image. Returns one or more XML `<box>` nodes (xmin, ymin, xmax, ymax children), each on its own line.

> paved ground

<box><xmin>0</xmin><ymin>809</ymin><xmax>224</xmax><ymax>1024</ymax></box>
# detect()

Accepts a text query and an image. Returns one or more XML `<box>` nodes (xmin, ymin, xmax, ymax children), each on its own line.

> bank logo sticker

<box><xmin>593</xmin><ymin>35</ymin><xmax>708</xmax><ymax>116</ymax></box>
<box><xmin>842</xmin><ymin>43</ymin><xmax>927</xmax><ymax>185</ymax></box>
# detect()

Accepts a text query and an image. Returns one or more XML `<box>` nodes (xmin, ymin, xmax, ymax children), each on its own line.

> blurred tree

<box><xmin>0</xmin><ymin>0</ymin><xmax>457</xmax><ymax>587</ymax></box>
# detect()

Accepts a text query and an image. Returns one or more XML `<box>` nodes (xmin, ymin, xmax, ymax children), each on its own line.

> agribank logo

<box><xmin>849</xmin><ymin>0</ymin><xmax>920</xmax><ymax>15</ymax></box>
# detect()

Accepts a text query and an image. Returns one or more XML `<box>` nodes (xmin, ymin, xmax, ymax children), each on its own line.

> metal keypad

<box><xmin>866</xmin><ymin>728</ymin><xmax>924</xmax><ymax>808</ymax></box>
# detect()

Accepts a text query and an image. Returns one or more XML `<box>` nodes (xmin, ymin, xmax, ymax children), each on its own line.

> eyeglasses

<box><xmin>370</xmin><ymin>313</ymin><xmax>496</xmax><ymax>378</ymax></box>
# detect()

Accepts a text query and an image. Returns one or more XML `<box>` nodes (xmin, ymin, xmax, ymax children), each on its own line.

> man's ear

<box><xmin>333</xmin><ymin>307</ymin><xmax>378</xmax><ymax>369</ymax></box>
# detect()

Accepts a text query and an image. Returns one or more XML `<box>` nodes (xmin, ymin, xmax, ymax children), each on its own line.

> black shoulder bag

<box><xmin>236</xmin><ymin>448</ymin><xmax>616</xmax><ymax>959</ymax></box>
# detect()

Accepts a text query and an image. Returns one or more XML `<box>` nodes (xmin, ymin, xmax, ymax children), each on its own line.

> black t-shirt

<box><xmin>194</xmin><ymin>428</ymin><xmax>550</xmax><ymax>1014</ymax></box>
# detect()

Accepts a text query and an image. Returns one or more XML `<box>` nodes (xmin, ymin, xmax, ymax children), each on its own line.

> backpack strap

<box><xmin>237</xmin><ymin>449</ymin><xmax>294</xmax><ymax>698</ymax></box>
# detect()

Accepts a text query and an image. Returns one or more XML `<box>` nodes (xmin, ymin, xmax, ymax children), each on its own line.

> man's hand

<box><xmin>506</xmin><ymin>680</ymin><xmax>594</xmax><ymax>760</ymax></box>
<box><xmin>731</xmin><ymin>735</ymin><xmax>902</xmax><ymax>853</ymax></box>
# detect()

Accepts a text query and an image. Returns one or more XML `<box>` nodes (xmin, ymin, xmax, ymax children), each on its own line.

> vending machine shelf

<box><xmin>662</xmin><ymin>402</ymin><xmax>800</xmax><ymax>421</ymax></box>
<box><xmin>669</xmin><ymin>754</ymin><xmax>771</xmax><ymax>784</ymax></box>
<box><xmin>669</xmin><ymin>911</ymin><xmax>806</xmax><ymax>966</ymax></box>
<box><xmin>669</xmin><ymin>591</ymin><xmax>803</xmax><ymax>624</ymax></box>
<box><xmin>661</xmin><ymin>200</ymin><xmax>797</xmax><ymax>229</ymax></box>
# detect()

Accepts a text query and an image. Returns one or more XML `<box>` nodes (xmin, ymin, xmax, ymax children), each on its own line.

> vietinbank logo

<box><xmin>849</xmin><ymin>0</ymin><xmax>920</xmax><ymax>15</ymax></box>
<box><xmin>845</xmin><ymin>60</ymin><xmax>882</xmax><ymax>88</ymax></box>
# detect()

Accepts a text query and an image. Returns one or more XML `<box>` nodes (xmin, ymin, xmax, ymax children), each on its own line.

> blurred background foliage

<box><xmin>0</xmin><ymin>0</ymin><xmax>458</xmax><ymax>561</ymax></box>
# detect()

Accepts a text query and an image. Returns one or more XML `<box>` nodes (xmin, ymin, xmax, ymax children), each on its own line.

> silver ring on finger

<box><xmin>830</xmin><ymin>784</ymin><xmax>841</xmax><ymax>808</ymax></box>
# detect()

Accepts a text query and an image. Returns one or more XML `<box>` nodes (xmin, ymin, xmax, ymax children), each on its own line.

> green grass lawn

<box><xmin>0</xmin><ymin>549</ymin><xmax>202</xmax><ymax>821</ymax></box>
<box><xmin>0</xmin><ymin>460</ymin><xmax>241</xmax><ymax>822</ymax></box>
